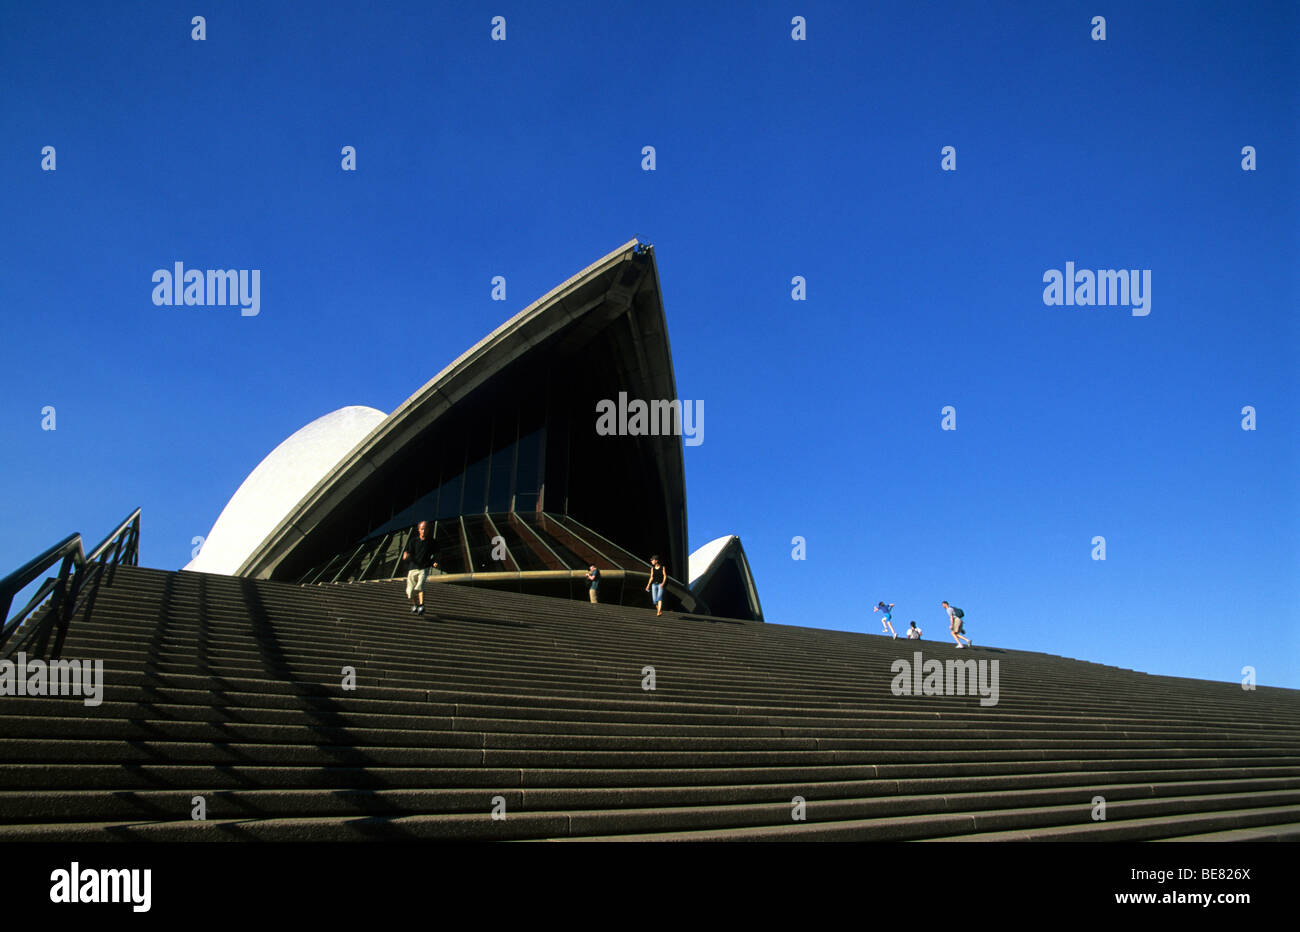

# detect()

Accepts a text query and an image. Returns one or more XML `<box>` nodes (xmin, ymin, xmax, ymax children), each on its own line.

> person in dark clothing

<box><xmin>401</xmin><ymin>521</ymin><xmax>439</xmax><ymax>615</ymax></box>
<box><xmin>586</xmin><ymin>565</ymin><xmax>601</xmax><ymax>603</ymax></box>
<box><xmin>645</xmin><ymin>555</ymin><xmax>667</xmax><ymax>617</ymax></box>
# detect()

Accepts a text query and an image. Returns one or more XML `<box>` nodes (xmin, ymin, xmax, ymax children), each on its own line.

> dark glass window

<box><xmin>516</xmin><ymin>513</ymin><xmax>585</xmax><ymax>569</ymax></box>
<box><xmin>462</xmin><ymin>455</ymin><xmax>489</xmax><ymax>515</ymax></box>
<box><xmin>514</xmin><ymin>426</ymin><xmax>543</xmax><ymax>501</ymax></box>
<box><xmin>388</xmin><ymin>502</ymin><xmax>416</xmax><ymax>536</ymax></box>
<box><xmin>332</xmin><ymin>541</ymin><xmax>373</xmax><ymax>583</ymax></box>
<box><xmin>401</xmin><ymin>492</ymin><xmax>432</xmax><ymax>531</ymax></box>
<box><xmin>436</xmin><ymin>471</ymin><xmax>462</xmax><ymax>520</ymax></box>
<box><xmin>429</xmin><ymin>520</ymin><xmax>464</xmax><ymax>574</ymax></box>
<box><xmin>358</xmin><ymin>531</ymin><xmax>400</xmax><ymax>580</ymax></box>
<box><xmin>486</xmin><ymin>427</ymin><xmax>516</xmax><ymax>513</ymax></box>
<box><xmin>494</xmin><ymin>515</ymin><xmax>560</xmax><ymax>570</ymax></box>
<box><xmin>463</xmin><ymin>514</ymin><xmax>506</xmax><ymax>572</ymax></box>
<box><xmin>282</xmin><ymin>292</ymin><xmax>685</xmax><ymax>588</ymax></box>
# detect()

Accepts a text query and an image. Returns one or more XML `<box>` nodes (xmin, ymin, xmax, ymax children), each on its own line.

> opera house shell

<box><xmin>185</xmin><ymin>240</ymin><xmax>763</xmax><ymax>620</ymax></box>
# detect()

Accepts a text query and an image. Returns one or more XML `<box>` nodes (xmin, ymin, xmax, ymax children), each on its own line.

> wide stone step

<box><xmin>9</xmin><ymin>698</ymin><xmax>1275</xmax><ymax>744</ymax></box>
<box><xmin>4</xmin><ymin>775</ymin><xmax>1296</xmax><ymax>824</ymax></box>
<box><xmin>7</xmin><ymin>715</ymin><xmax>1292</xmax><ymax>756</ymax></box>
<box><xmin>554</xmin><ymin>803</ymin><xmax>1300</xmax><ymax>842</ymax></box>
<box><xmin>6</xmin><ymin>760</ymin><xmax>1295</xmax><ymax>793</ymax></box>
<box><xmin>8</xmin><ymin>793</ymin><xmax>1300</xmax><ymax>842</ymax></box>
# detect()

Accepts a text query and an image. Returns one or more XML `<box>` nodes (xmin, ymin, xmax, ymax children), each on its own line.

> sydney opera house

<box><xmin>3</xmin><ymin>240</ymin><xmax>1296</xmax><ymax>846</ymax></box>
<box><xmin>184</xmin><ymin>240</ymin><xmax>764</xmax><ymax>622</ymax></box>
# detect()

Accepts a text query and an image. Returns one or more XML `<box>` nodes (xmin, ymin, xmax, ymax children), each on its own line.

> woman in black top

<box><xmin>645</xmin><ymin>555</ymin><xmax>667</xmax><ymax>617</ymax></box>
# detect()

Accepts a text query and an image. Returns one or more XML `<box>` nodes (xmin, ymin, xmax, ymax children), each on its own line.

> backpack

<box><xmin>952</xmin><ymin>607</ymin><xmax>964</xmax><ymax>618</ymax></box>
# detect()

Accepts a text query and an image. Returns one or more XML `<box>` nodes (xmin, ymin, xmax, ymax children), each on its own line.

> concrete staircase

<box><xmin>1</xmin><ymin>564</ymin><xmax>1297</xmax><ymax>841</ymax></box>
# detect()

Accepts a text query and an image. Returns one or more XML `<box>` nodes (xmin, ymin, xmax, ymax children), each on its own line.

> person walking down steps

<box><xmin>401</xmin><ymin>521</ymin><xmax>439</xmax><ymax>616</ymax></box>
<box><xmin>646</xmin><ymin>555</ymin><xmax>667</xmax><ymax>617</ymax></box>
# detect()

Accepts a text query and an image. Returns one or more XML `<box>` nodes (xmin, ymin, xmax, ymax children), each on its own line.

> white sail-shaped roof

<box><xmin>688</xmin><ymin>535</ymin><xmax>763</xmax><ymax>621</ymax></box>
<box><xmin>185</xmin><ymin>405</ymin><xmax>386</xmax><ymax>575</ymax></box>
<box><xmin>689</xmin><ymin>536</ymin><xmax>735</xmax><ymax>587</ymax></box>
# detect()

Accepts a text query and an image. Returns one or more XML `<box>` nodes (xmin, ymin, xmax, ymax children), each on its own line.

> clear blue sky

<box><xmin>2</xmin><ymin>2</ymin><xmax>1296</xmax><ymax>688</ymax></box>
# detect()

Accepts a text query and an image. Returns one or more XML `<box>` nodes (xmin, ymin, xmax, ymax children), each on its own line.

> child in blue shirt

<box><xmin>874</xmin><ymin>601</ymin><xmax>897</xmax><ymax>639</ymax></box>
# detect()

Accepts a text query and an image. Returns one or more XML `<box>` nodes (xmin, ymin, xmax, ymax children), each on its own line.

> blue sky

<box><xmin>2</xmin><ymin>1</ymin><xmax>1296</xmax><ymax>688</ymax></box>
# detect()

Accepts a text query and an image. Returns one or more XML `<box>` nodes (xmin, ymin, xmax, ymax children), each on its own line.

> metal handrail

<box><xmin>84</xmin><ymin>508</ymin><xmax>142</xmax><ymax>564</ymax></box>
<box><xmin>0</xmin><ymin>507</ymin><xmax>141</xmax><ymax>658</ymax></box>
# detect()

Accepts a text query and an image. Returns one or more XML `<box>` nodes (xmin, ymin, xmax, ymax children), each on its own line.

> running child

<box><xmin>874</xmin><ymin>601</ymin><xmax>897</xmax><ymax>639</ymax></box>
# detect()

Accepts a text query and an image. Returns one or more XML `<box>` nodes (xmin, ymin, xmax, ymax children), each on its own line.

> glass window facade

<box><xmin>300</xmin><ymin>512</ymin><xmax>642</xmax><ymax>582</ymax></box>
<box><xmin>276</xmin><ymin>318</ymin><xmax>685</xmax><ymax>586</ymax></box>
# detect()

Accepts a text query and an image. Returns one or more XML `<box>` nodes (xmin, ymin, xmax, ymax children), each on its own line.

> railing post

<box><xmin>32</xmin><ymin>553</ymin><xmax>76</xmax><ymax>657</ymax></box>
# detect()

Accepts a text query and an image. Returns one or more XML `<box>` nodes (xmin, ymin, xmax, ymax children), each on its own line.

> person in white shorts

<box><xmin>401</xmin><ymin>521</ymin><xmax>439</xmax><ymax>615</ymax></box>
